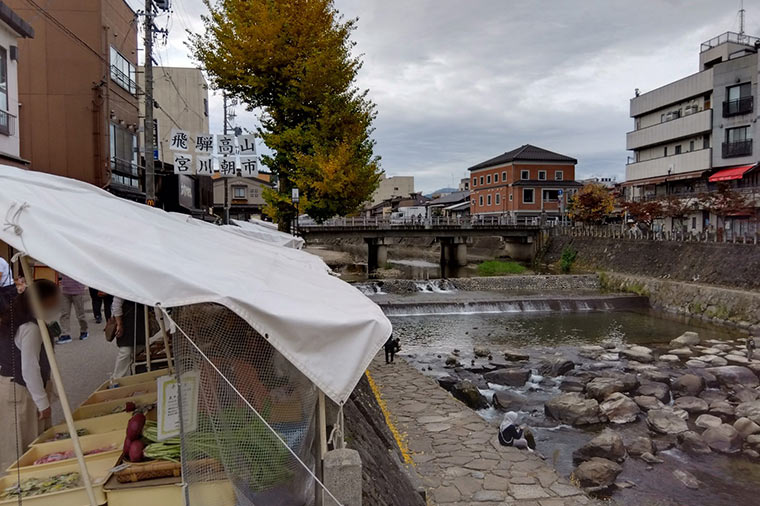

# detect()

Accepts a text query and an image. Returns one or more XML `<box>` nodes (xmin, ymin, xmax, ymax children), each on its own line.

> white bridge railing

<box><xmin>550</xmin><ymin>224</ymin><xmax>760</xmax><ymax>245</ymax></box>
<box><xmin>299</xmin><ymin>215</ymin><xmax>556</xmax><ymax>228</ymax></box>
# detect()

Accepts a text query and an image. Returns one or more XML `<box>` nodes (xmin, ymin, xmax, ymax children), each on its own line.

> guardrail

<box><xmin>298</xmin><ymin>215</ymin><xmax>556</xmax><ymax>229</ymax></box>
<box><xmin>550</xmin><ymin>224</ymin><xmax>759</xmax><ymax>244</ymax></box>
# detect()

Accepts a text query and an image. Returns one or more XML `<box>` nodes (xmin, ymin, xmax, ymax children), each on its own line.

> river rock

<box><xmin>450</xmin><ymin>380</ymin><xmax>489</xmax><ymax>410</ymax></box>
<box><xmin>640</xmin><ymin>370</ymin><xmax>671</xmax><ymax>384</ymax></box>
<box><xmin>678</xmin><ymin>431</ymin><xmax>712</xmax><ymax>454</ymax></box>
<box><xmin>697</xmin><ymin>355</ymin><xmax>728</xmax><ymax>367</ymax></box>
<box><xmin>626</xmin><ymin>436</ymin><xmax>654</xmax><ymax>457</ymax></box>
<box><xmin>636</xmin><ymin>382</ymin><xmax>671</xmax><ymax>403</ymax></box>
<box><xmin>709</xmin><ymin>401</ymin><xmax>736</xmax><ymax>421</ymax></box>
<box><xmin>640</xmin><ymin>451</ymin><xmax>663</xmax><ymax>464</ymax></box>
<box><xmin>502</xmin><ymin>348</ymin><xmax>529</xmax><ymax>361</ymax></box>
<box><xmin>674</xmin><ymin>396</ymin><xmax>709</xmax><ymax>415</ymax></box>
<box><xmin>730</xmin><ymin>386</ymin><xmax>760</xmax><ymax>404</ymax></box>
<box><xmin>559</xmin><ymin>377</ymin><xmax>586</xmax><ymax>393</ymax></box>
<box><xmin>747</xmin><ymin>434</ymin><xmax>760</xmax><ymax>449</ymax></box>
<box><xmin>658</xmin><ymin>354</ymin><xmax>680</xmax><ymax>363</ymax></box>
<box><xmin>633</xmin><ymin>395</ymin><xmax>664</xmax><ymax>411</ymax></box>
<box><xmin>685</xmin><ymin>359</ymin><xmax>707</xmax><ymax>368</ymax></box>
<box><xmin>586</xmin><ymin>377</ymin><xmax>627</xmax><ymax>401</ymax></box>
<box><xmin>599</xmin><ymin>353</ymin><xmax>619</xmax><ymax>362</ymax></box>
<box><xmin>578</xmin><ymin>345</ymin><xmax>605</xmax><ymax>359</ymax></box>
<box><xmin>735</xmin><ymin>401</ymin><xmax>760</xmax><ymax>424</ymax></box>
<box><xmin>492</xmin><ymin>390</ymin><xmax>528</xmax><ymax>411</ymax></box>
<box><xmin>437</xmin><ymin>375</ymin><xmax>458</xmax><ymax>391</ymax></box>
<box><xmin>484</xmin><ymin>368</ymin><xmax>531</xmax><ymax>387</ymax></box>
<box><xmin>734</xmin><ymin>417</ymin><xmax>760</xmax><ymax>438</ymax></box>
<box><xmin>620</xmin><ymin>346</ymin><xmax>654</xmax><ymax>363</ymax></box>
<box><xmin>671</xmin><ymin>374</ymin><xmax>706</xmax><ymax>397</ymax></box>
<box><xmin>670</xmin><ymin>331</ymin><xmax>700</xmax><ymax>347</ymax></box>
<box><xmin>702</xmin><ymin>424</ymin><xmax>743</xmax><ymax>453</ymax></box>
<box><xmin>695</xmin><ymin>413</ymin><xmax>723</xmax><ymax>429</ymax></box>
<box><xmin>573</xmin><ymin>430</ymin><xmax>627</xmax><ymax>463</ymax></box>
<box><xmin>673</xmin><ymin>469</ymin><xmax>700</xmax><ymax>490</ymax></box>
<box><xmin>706</xmin><ymin>366</ymin><xmax>759</xmax><ymax>388</ymax></box>
<box><xmin>647</xmin><ymin>408</ymin><xmax>689</xmax><ymax>435</ymax></box>
<box><xmin>445</xmin><ymin>355</ymin><xmax>459</xmax><ymax>367</ymax></box>
<box><xmin>545</xmin><ymin>392</ymin><xmax>604</xmax><ymax>426</ymax></box>
<box><xmin>572</xmin><ymin>458</ymin><xmax>623</xmax><ymax>489</ymax></box>
<box><xmin>600</xmin><ymin>371</ymin><xmax>639</xmax><ymax>391</ymax></box>
<box><xmin>538</xmin><ymin>357</ymin><xmax>575</xmax><ymax>377</ymax></box>
<box><xmin>473</xmin><ymin>346</ymin><xmax>490</xmax><ymax>358</ymax></box>
<box><xmin>700</xmin><ymin>390</ymin><xmax>728</xmax><ymax>403</ymax></box>
<box><xmin>669</xmin><ymin>347</ymin><xmax>694</xmax><ymax>357</ymax></box>
<box><xmin>725</xmin><ymin>354</ymin><xmax>751</xmax><ymax>366</ymax></box>
<box><xmin>600</xmin><ymin>393</ymin><xmax>640</xmax><ymax>424</ymax></box>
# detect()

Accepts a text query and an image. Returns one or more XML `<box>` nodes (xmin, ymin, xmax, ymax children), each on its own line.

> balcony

<box><xmin>630</xmin><ymin>68</ymin><xmax>713</xmax><ymax>117</ymax></box>
<box><xmin>627</xmin><ymin>108</ymin><xmax>711</xmax><ymax>150</ymax></box>
<box><xmin>0</xmin><ymin>110</ymin><xmax>16</xmax><ymax>136</ymax></box>
<box><xmin>723</xmin><ymin>96</ymin><xmax>753</xmax><ymax>117</ymax></box>
<box><xmin>110</xmin><ymin>65</ymin><xmax>137</xmax><ymax>95</ymax></box>
<box><xmin>626</xmin><ymin>148</ymin><xmax>712</xmax><ymax>182</ymax></box>
<box><xmin>722</xmin><ymin>139</ymin><xmax>753</xmax><ymax>158</ymax></box>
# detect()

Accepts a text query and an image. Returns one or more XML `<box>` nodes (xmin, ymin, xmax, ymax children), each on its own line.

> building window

<box><xmin>691</xmin><ymin>216</ymin><xmax>696</xmax><ymax>229</ymax></box>
<box><xmin>233</xmin><ymin>186</ymin><xmax>246</xmax><ymax>199</ymax></box>
<box><xmin>675</xmin><ymin>145</ymin><xmax>682</xmax><ymax>155</ymax></box>
<box><xmin>664</xmin><ymin>146</ymin><xmax>668</xmax><ymax>157</ymax></box>
<box><xmin>520</xmin><ymin>170</ymin><xmax>529</xmax><ymax>180</ymax></box>
<box><xmin>723</xmin><ymin>126</ymin><xmax>752</xmax><ymax>158</ymax></box>
<box><xmin>109</xmin><ymin>123</ymin><xmax>139</xmax><ymax>188</ymax></box>
<box><xmin>495</xmin><ymin>193</ymin><xmax>500</xmax><ymax>205</ymax></box>
<box><xmin>486</xmin><ymin>174</ymin><xmax>491</xmax><ymax>184</ymax></box>
<box><xmin>502</xmin><ymin>171</ymin><xmax>507</xmax><ymax>181</ymax></box>
<box><xmin>479</xmin><ymin>176</ymin><xmax>484</xmax><ymax>185</ymax></box>
<box><xmin>494</xmin><ymin>173</ymin><xmax>499</xmax><ymax>183</ymax></box>
<box><xmin>555</xmin><ymin>170</ymin><xmax>563</xmax><ymax>181</ymax></box>
<box><xmin>523</xmin><ymin>188</ymin><xmax>535</xmax><ymax>204</ymax></box>
<box><xmin>538</xmin><ymin>170</ymin><xmax>546</xmax><ymax>180</ymax></box>
<box><xmin>509</xmin><ymin>193</ymin><xmax>513</xmax><ymax>201</ymax></box>
<box><xmin>110</xmin><ymin>47</ymin><xmax>137</xmax><ymax>94</ymax></box>
<box><xmin>542</xmin><ymin>189</ymin><xmax>560</xmax><ymax>201</ymax></box>
<box><xmin>472</xmin><ymin>177</ymin><xmax>476</xmax><ymax>187</ymax></box>
<box><xmin>487</xmin><ymin>194</ymin><xmax>491</xmax><ymax>206</ymax></box>
<box><xmin>479</xmin><ymin>195</ymin><xmax>483</xmax><ymax>206</ymax></box>
<box><xmin>689</xmin><ymin>140</ymin><xmax>695</xmax><ymax>152</ymax></box>
<box><xmin>0</xmin><ymin>46</ymin><xmax>9</xmax><ymax>136</ymax></box>
<box><xmin>724</xmin><ymin>83</ymin><xmax>752</xmax><ymax>116</ymax></box>
<box><xmin>703</xmin><ymin>135</ymin><xmax>710</xmax><ymax>150</ymax></box>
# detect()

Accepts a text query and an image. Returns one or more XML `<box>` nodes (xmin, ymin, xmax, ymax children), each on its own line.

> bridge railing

<box><xmin>550</xmin><ymin>224</ymin><xmax>760</xmax><ymax>244</ymax></box>
<box><xmin>299</xmin><ymin>214</ymin><xmax>552</xmax><ymax>229</ymax></box>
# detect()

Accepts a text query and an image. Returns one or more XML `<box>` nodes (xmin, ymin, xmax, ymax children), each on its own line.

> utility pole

<box><xmin>143</xmin><ymin>0</ymin><xmax>155</xmax><ymax>206</ymax></box>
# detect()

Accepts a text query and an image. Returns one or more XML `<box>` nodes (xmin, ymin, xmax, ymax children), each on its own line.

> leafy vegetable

<box><xmin>2</xmin><ymin>472</ymin><xmax>80</xmax><ymax>498</ymax></box>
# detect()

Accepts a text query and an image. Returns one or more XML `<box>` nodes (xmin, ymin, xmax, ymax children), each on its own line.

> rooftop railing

<box><xmin>700</xmin><ymin>31</ymin><xmax>760</xmax><ymax>53</ymax></box>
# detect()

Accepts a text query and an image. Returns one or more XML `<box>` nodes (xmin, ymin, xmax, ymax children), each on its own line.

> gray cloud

<box><xmin>131</xmin><ymin>0</ymin><xmax>756</xmax><ymax>192</ymax></box>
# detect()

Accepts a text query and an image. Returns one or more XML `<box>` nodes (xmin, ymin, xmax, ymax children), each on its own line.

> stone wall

<box><xmin>545</xmin><ymin>235</ymin><xmax>760</xmax><ymax>291</ymax></box>
<box><xmin>600</xmin><ymin>271</ymin><xmax>760</xmax><ymax>333</ymax></box>
<box><xmin>366</xmin><ymin>274</ymin><xmax>600</xmax><ymax>294</ymax></box>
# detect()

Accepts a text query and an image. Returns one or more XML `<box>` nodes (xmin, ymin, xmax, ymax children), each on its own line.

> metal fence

<box><xmin>550</xmin><ymin>224</ymin><xmax>760</xmax><ymax>244</ymax></box>
<box><xmin>299</xmin><ymin>214</ymin><xmax>553</xmax><ymax>229</ymax></box>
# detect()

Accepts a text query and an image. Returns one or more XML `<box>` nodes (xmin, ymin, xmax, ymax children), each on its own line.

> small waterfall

<box><xmin>355</xmin><ymin>282</ymin><xmax>385</xmax><ymax>296</ymax></box>
<box><xmin>414</xmin><ymin>279</ymin><xmax>457</xmax><ymax>293</ymax></box>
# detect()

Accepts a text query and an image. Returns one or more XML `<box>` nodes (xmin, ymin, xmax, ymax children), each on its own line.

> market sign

<box><xmin>157</xmin><ymin>371</ymin><xmax>200</xmax><ymax>440</ymax></box>
<box><xmin>169</xmin><ymin>129</ymin><xmax>259</xmax><ymax>178</ymax></box>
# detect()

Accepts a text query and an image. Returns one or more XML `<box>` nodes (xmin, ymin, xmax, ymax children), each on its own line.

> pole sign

<box><xmin>168</xmin><ymin>130</ymin><xmax>260</xmax><ymax>178</ymax></box>
<box><xmin>292</xmin><ymin>188</ymin><xmax>300</xmax><ymax>203</ymax></box>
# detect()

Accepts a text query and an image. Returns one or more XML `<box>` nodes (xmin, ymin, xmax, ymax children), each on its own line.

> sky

<box><xmin>127</xmin><ymin>0</ymin><xmax>757</xmax><ymax>193</ymax></box>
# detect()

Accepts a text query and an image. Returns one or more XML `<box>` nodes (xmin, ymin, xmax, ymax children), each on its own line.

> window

<box><xmin>703</xmin><ymin>135</ymin><xmax>710</xmax><ymax>150</ymax></box>
<box><xmin>486</xmin><ymin>174</ymin><xmax>491</xmax><ymax>184</ymax></box>
<box><xmin>520</xmin><ymin>170</ymin><xmax>529</xmax><ymax>180</ymax></box>
<box><xmin>109</xmin><ymin>123</ymin><xmax>139</xmax><ymax>188</ymax></box>
<box><xmin>664</xmin><ymin>146</ymin><xmax>668</xmax><ymax>157</ymax></box>
<box><xmin>523</xmin><ymin>188</ymin><xmax>535</xmax><ymax>204</ymax></box>
<box><xmin>689</xmin><ymin>140</ymin><xmax>695</xmax><ymax>152</ymax></box>
<box><xmin>502</xmin><ymin>171</ymin><xmax>507</xmax><ymax>182</ymax></box>
<box><xmin>723</xmin><ymin>126</ymin><xmax>752</xmax><ymax>157</ymax></box>
<box><xmin>232</xmin><ymin>186</ymin><xmax>246</xmax><ymax>199</ymax></box>
<box><xmin>725</xmin><ymin>83</ymin><xmax>752</xmax><ymax>116</ymax></box>
<box><xmin>0</xmin><ymin>47</ymin><xmax>8</xmax><ymax>136</ymax></box>
<box><xmin>110</xmin><ymin>47</ymin><xmax>136</xmax><ymax>94</ymax></box>
<box><xmin>691</xmin><ymin>217</ymin><xmax>697</xmax><ymax>229</ymax></box>
<box><xmin>542</xmin><ymin>189</ymin><xmax>560</xmax><ymax>201</ymax></box>
<box><xmin>555</xmin><ymin>170</ymin><xmax>563</xmax><ymax>181</ymax></box>
<box><xmin>509</xmin><ymin>193</ymin><xmax>513</xmax><ymax>201</ymax></box>
<box><xmin>538</xmin><ymin>170</ymin><xmax>547</xmax><ymax>180</ymax></box>
<box><xmin>495</xmin><ymin>193</ymin><xmax>501</xmax><ymax>205</ymax></box>
<box><xmin>479</xmin><ymin>176</ymin><xmax>484</xmax><ymax>185</ymax></box>
<box><xmin>478</xmin><ymin>195</ymin><xmax>483</xmax><ymax>206</ymax></box>
<box><xmin>675</xmin><ymin>145</ymin><xmax>682</xmax><ymax>155</ymax></box>
<box><xmin>472</xmin><ymin>177</ymin><xmax>476</xmax><ymax>187</ymax></box>
<box><xmin>494</xmin><ymin>173</ymin><xmax>499</xmax><ymax>183</ymax></box>
<box><xmin>487</xmin><ymin>194</ymin><xmax>491</xmax><ymax>206</ymax></box>
<box><xmin>250</xmin><ymin>188</ymin><xmax>259</xmax><ymax>198</ymax></box>
<box><xmin>203</xmin><ymin>98</ymin><xmax>209</xmax><ymax>117</ymax></box>
<box><xmin>727</xmin><ymin>126</ymin><xmax>751</xmax><ymax>144</ymax></box>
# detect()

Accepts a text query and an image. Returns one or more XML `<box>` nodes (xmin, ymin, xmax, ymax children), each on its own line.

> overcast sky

<box><xmin>128</xmin><ymin>0</ymin><xmax>756</xmax><ymax>193</ymax></box>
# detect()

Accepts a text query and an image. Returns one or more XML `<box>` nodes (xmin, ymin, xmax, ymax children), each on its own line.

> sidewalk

<box><xmin>368</xmin><ymin>355</ymin><xmax>594</xmax><ymax>506</ymax></box>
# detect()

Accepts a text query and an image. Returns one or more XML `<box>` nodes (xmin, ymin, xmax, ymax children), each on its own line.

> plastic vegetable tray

<box><xmin>104</xmin><ymin>476</ymin><xmax>236</xmax><ymax>506</ymax></box>
<box><xmin>82</xmin><ymin>381</ymin><xmax>158</xmax><ymax>406</ymax></box>
<box><xmin>9</xmin><ymin>431</ymin><xmax>123</xmax><ymax>471</ymax></box>
<box><xmin>32</xmin><ymin>412</ymin><xmax>132</xmax><ymax>446</ymax></box>
<box><xmin>0</xmin><ymin>458</ymin><xmax>110</xmax><ymax>505</ymax></box>
<box><xmin>95</xmin><ymin>369</ymin><xmax>168</xmax><ymax>392</ymax></box>
<box><xmin>72</xmin><ymin>392</ymin><xmax>157</xmax><ymax>420</ymax></box>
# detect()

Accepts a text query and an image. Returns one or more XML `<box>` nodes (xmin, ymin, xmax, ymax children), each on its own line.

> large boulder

<box><xmin>671</xmin><ymin>374</ymin><xmax>706</xmax><ymax>397</ymax></box>
<box><xmin>706</xmin><ymin>366</ymin><xmax>759</xmax><ymax>388</ymax></box>
<box><xmin>502</xmin><ymin>348</ymin><xmax>530</xmax><ymax>361</ymax></box>
<box><xmin>735</xmin><ymin>400</ymin><xmax>760</xmax><ymax>424</ymax></box>
<box><xmin>702</xmin><ymin>424</ymin><xmax>743</xmax><ymax>453</ymax></box>
<box><xmin>538</xmin><ymin>357</ymin><xmax>575</xmax><ymax>377</ymax></box>
<box><xmin>586</xmin><ymin>377</ymin><xmax>627</xmax><ymax>401</ymax></box>
<box><xmin>695</xmin><ymin>414</ymin><xmax>723</xmax><ymax>429</ymax></box>
<box><xmin>492</xmin><ymin>390</ymin><xmax>528</xmax><ymax>412</ymax></box>
<box><xmin>437</xmin><ymin>375</ymin><xmax>458</xmax><ymax>391</ymax></box>
<box><xmin>573</xmin><ymin>430</ymin><xmax>627</xmax><ymax>463</ymax></box>
<box><xmin>709</xmin><ymin>401</ymin><xmax>736</xmax><ymax>421</ymax></box>
<box><xmin>599</xmin><ymin>371</ymin><xmax>639</xmax><ymax>391</ymax></box>
<box><xmin>647</xmin><ymin>408</ymin><xmax>689</xmax><ymax>435</ymax></box>
<box><xmin>483</xmin><ymin>368</ymin><xmax>531</xmax><ymax>387</ymax></box>
<box><xmin>572</xmin><ymin>458</ymin><xmax>623</xmax><ymax>489</ymax></box>
<box><xmin>633</xmin><ymin>395</ymin><xmax>664</xmax><ymax>411</ymax></box>
<box><xmin>450</xmin><ymin>380</ymin><xmax>489</xmax><ymax>410</ymax></box>
<box><xmin>734</xmin><ymin>417</ymin><xmax>760</xmax><ymax>438</ymax></box>
<box><xmin>626</xmin><ymin>436</ymin><xmax>654</xmax><ymax>457</ymax></box>
<box><xmin>678</xmin><ymin>431</ymin><xmax>712</xmax><ymax>455</ymax></box>
<box><xmin>600</xmin><ymin>393</ymin><xmax>640</xmax><ymax>424</ymax></box>
<box><xmin>673</xmin><ymin>396</ymin><xmax>709</xmax><ymax>415</ymax></box>
<box><xmin>545</xmin><ymin>392</ymin><xmax>604</xmax><ymax>426</ymax></box>
<box><xmin>473</xmin><ymin>346</ymin><xmax>490</xmax><ymax>358</ymax></box>
<box><xmin>670</xmin><ymin>331</ymin><xmax>700</xmax><ymax>347</ymax></box>
<box><xmin>636</xmin><ymin>382</ymin><xmax>671</xmax><ymax>403</ymax></box>
<box><xmin>620</xmin><ymin>346</ymin><xmax>654</xmax><ymax>363</ymax></box>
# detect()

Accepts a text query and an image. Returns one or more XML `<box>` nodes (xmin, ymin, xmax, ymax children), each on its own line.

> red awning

<box><xmin>709</xmin><ymin>164</ymin><xmax>757</xmax><ymax>182</ymax></box>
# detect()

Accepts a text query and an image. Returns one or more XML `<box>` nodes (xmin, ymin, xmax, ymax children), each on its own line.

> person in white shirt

<box><xmin>0</xmin><ymin>257</ymin><xmax>12</xmax><ymax>287</ymax></box>
<box><xmin>0</xmin><ymin>279</ymin><xmax>60</xmax><ymax>470</ymax></box>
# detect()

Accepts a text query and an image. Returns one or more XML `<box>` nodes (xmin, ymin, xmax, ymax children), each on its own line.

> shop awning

<box><xmin>0</xmin><ymin>166</ymin><xmax>391</xmax><ymax>404</ymax></box>
<box><xmin>709</xmin><ymin>164</ymin><xmax>757</xmax><ymax>182</ymax></box>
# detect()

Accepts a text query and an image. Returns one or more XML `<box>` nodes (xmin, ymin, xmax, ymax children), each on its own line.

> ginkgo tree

<box><xmin>191</xmin><ymin>0</ymin><xmax>382</xmax><ymax>228</ymax></box>
<box><xmin>567</xmin><ymin>183</ymin><xmax>615</xmax><ymax>224</ymax></box>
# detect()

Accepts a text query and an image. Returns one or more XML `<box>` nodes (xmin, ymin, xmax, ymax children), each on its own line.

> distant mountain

<box><xmin>424</xmin><ymin>187</ymin><xmax>457</xmax><ymax>198</ymax></box>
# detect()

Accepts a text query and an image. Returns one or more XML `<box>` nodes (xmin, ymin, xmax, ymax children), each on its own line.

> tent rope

<box><xmin>162</xmin><ymin>308</ymin><xmax>345</xmax><ymax>506</ymax></box>
<box><xmin>3</xmin><ymin>202</ymin><xmax>29</xmax><ymax>236</ymax></box>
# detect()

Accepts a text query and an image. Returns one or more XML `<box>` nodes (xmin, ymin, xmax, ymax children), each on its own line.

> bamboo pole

<box><xmin>143</xmin><ymin>305</ymin><xmax>152</xmax><ymax>371</ymax></box>
<box><xmin>317</xmin><ymin>390</ymin><xmax>328</xmax><ymax>506</ymax></box>
<box><xmin>155</xmin><ymin>306</ymin><xmax>174</xmax><ymax>374</ymax></box>
<box><xmin>19</xmin><ymin>256</ymin><xmax>98</xmax><ymax>506</ymax></box>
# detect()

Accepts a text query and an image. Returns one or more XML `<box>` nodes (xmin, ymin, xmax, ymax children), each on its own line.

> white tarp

<box><xmin>0</xmin><ymin>166</ymin><xmax>391</xmax><ymax>404</ymax></box>
<box><xmin>230</xmin><ymin>218</ymin><xmax>305</xmax><ymax>249</ymax></box>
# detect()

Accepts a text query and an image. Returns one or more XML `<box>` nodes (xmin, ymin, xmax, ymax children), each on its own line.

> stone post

<box><xmin>323</xmin><ymin>448</ymin><xmax>362</xmax><ymax>506</ymax></box>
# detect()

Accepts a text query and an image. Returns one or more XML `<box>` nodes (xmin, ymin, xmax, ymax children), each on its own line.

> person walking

<box><xmin>88</xmin><ymin>288</ymin><xmax>113</xmax><ymax>325</ymax></box>
<box><xmin>0</xmin><ymin>256</ymin><xmax>12</xmax><ymax>287</ymax></box>
<box><xmin>384</xmin><ymin>335</ymin><xmax>400</xmax><ymax>364</ymax></box>
<box><xmin>110</xmin><ymin>297</ymin><xmax>147</xmax><ymax>379</ymax></box>
<box><xmin>58</xmin><ymin>274</ymin><xmax>88</xmax><ymax>343</ymax></box>
<box><xmin>0</xmin><ymin>279</ymin><xmax>60</xmax><ymax>470</ymax></box>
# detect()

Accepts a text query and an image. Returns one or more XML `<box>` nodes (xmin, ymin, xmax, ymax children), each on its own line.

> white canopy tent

<box><xmin>0</xmin><ymin>165</ymin><xmax>391</xmax><ymax>404</ymax></box>
<box><xmin>230</xmin><ymin>218</ymin><xmax>305</xmax><ymax>249</ymax></box>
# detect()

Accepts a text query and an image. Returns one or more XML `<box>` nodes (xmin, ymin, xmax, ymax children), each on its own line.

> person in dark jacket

<box><xmin>498</xmin><ymin>411</ymin><xmax>536</xmax><ymax>450</ymax></box>
<box><xmin>384</xmin><ymin>336</ymin><xmax>400</xmax><ymax>364</ymax></box>
<box><xmin>110</xmin><ymin>297</ymin><xmax>148</xmax><ymax>379</ymax></box>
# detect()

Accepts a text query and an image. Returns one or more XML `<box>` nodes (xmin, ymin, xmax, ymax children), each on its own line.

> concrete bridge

<box><xmin>298</xmin><ymin>217</ymin><xmax>545</xmax><ymax>272</ymax></box>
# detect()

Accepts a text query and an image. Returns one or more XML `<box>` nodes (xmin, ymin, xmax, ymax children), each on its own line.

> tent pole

<box><xmin>144</xmin><ymin>305</ymin><xmax>152</xmax><ymax>371</ymax></box>
<box><xmin>317</xmin><ymin>390</ymin><xmax>327</xmax><ymax>506</ymax></box>
<box><xmin>155</xmin><ymin>306</ymin><xmax>174</xmax><ymax>374</ymax></box>
<box><xmin>19</xmin><ymin>256</ymin><xmax>98</xmax><ymax>506</ymax></box>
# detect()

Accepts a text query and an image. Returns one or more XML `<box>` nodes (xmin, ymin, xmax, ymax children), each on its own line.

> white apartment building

<box><xmin>369</xmin><ymin>174</ymin><xmax>415</xmax><ymax>205</ymax></box>
<box><xmin>625</xmin><ymin>31</ymin><xmax>760</xmax><ymax>233</ymax></box>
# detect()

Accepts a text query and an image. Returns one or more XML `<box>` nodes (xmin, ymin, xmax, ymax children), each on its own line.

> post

<box><xmin>19</xmin><ymin>256</ymin><xmax>98</xmax><ymax>506</ymax></box>
<box><xmin>156</xmin><ymin>307</ymin><xmax>174</xmax><ymax>373</ymax></box>
<box><xmin>318</xmin><ymin>390</ymin><xmax>328</xmax><ymax>506</ymax></box>
<box><xmin>143</xmin><ymin>0</ymin><xmax>155</xmax><ymax>205</ymax></box>
<box><xmin>223</xmin><ymin>94</ymin><xmax>230</xmax><ymax>224</ymax></box>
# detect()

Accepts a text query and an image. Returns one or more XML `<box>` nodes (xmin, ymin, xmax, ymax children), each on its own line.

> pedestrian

<box><xmin>88</xmin><ymin>288</ymin><xmax>113</xmax><ymax>325</ymax></box>
<box><xmin>384</xmin><ymin>335</ymin><xmax>400</xmax><ymax>364</ymax></box>
<box><xmin>0</xmin><ymin>256</ymin><xmax>12</xmax><ymax>287</ymax></box>
<box><xmin>110</xmin><ymin>297</ymin><xmax>147</xmax><ymax>379</ymax></box>
<box><xmin>0</xmin><ymin>279</ymin><xmax>60</xmax><ymax>470</ymax></box>
<box><xmin>498</xmin><ymin>411</ymin><xmax>536</xmax><ymax>451</ymax></box>
<box><xmin>58</xmin><ymin>274</ymin><xmax>88</xmax><ymax>343</ymax></box>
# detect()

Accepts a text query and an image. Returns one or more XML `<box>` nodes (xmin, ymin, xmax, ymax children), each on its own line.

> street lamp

<box><xmin>292</xmin><ymin>188</ymin><xmax>300</xmax><ymax>236</ymax></box>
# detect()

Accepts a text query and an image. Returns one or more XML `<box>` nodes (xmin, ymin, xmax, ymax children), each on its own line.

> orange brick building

<box><xmin>468</xmin><ymin>144</ymin><xmax>581</xmax><ymax>219</ymax></box>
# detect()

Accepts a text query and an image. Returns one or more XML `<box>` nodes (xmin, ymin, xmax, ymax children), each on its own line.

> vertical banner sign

<box><xmin>157</xmin><ymin>371</ymin><xmax>200</xmax><ymax>440</ymax></box>
<box><xmin>173</xmin><ymin>153</ymin><xmax>193</xmax><ymax>175</ymax></box>
<box><xmin>239</xmin><ymin>156</ymin><xmax>258</xmax><ymax>177</ymax></box>
<box><xmin>194</xmin><ymin>134</ymin><xmax>214</xmax><ymax>155</ymax></box>
<box><xmin>237</xmin><ymin>134</ymin><xmax>257</xmax><ymax>156</ymax></box>
<box><xmin>292</xmin><ymin>188</ymin><xmax>300</xmax><ymax>203</ymax></box>
<box><xmin>169</xmin><ymin>129</ymin><xmax>190</xmax><ymax>152</ymax></box>
<box><xmin>216</xmin><ymin>134</ymin><xmax>235</xmax><ymax>156</ymax></box>
<box><xmin>219</xmin><ymin>158</ymin><xmax>237</xmax><ymax>177</ymax></box>
<box><xmin>196</xmin><ymin>156</ymin><xmax>214</xmax><ymax>176</ymax></box>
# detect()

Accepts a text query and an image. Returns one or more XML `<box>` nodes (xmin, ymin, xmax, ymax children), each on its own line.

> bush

<box><xmin>559</xmin><ymin>247</ymin><xmax>577</xmax><ymax>274</ymax></box>
<box><xmin>477</xmin><ymin>260</ymin><xmax>527</xmax><ymax>276</ymax></box>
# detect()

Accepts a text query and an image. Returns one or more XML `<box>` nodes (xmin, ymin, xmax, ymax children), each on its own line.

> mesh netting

<box><xmin>165</xmin><ymin>303</ymin><xmax>319</xmax><ymax>506</ymax></box>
